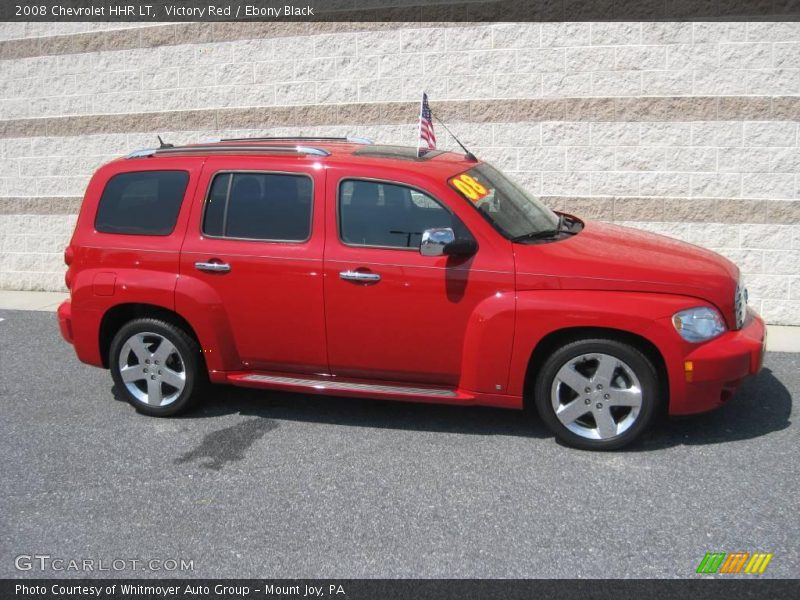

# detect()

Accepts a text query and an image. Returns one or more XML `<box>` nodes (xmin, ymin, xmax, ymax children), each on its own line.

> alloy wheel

<box><xmin>550</xmin><ymin>352</ymin><xmax>643</xmax><ymax>440</ymax></box>
<box><xmin>118</xmin><ymin>332</ymin><xmax>186</xmax><ymax>407</ymax></box>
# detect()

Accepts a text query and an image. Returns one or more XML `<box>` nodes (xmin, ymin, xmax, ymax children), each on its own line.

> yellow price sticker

<box><xmin>449</xmin><ymin>173</ymin><xmax>489</xmax><ymax>203</ymax></box>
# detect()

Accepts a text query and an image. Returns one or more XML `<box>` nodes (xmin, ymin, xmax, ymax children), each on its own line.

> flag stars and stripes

<box><xmin>418</xmin><ymin>92</ymin><xmax>436</xmax><ymax>155</ymax></box>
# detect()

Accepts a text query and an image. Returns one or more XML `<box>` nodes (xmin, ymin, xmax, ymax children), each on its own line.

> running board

<box><xmin>227</xmin><ymin>372</ymin><xmax>471</xmax><ymax>403</ymax></box>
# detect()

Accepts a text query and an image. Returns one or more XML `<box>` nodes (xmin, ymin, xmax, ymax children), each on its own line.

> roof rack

<box><xmin>220</xmin><ymin>135</ymin><xmax>374</xmax><ymax>145</ymax></box>
<box><xmin>126</xmin><ymin>144</ymin><xmax>331</xmax><ymax>159</ymax></box>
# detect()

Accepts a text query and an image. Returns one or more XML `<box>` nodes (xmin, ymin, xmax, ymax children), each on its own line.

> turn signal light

<box><xmin>684</xmin><ymin>360</ymin><xmax>694</xmax><ymax>383</ymax></box>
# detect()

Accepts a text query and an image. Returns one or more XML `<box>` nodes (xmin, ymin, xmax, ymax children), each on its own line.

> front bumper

<box><xmin>666</xmin><ymin>308</ymin><xmax>766</xmax><ymax>415</ymax></box>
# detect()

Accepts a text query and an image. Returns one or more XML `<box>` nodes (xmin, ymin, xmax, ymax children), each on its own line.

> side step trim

<box><xmin>237</xmin><ymin>374</ymin><xmax>458</xmax><ymax>398</ymax></box>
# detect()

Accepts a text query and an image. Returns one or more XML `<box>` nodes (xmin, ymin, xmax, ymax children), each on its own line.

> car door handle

<box><xmin>195</xmin><ymin>261</ymin><xmax>231</xmax><ymax>273</ymax></box>
<box><xmin>339</xmin><ymin>270</ymin><xmax>381</xmax><ymax>283</ymax></box>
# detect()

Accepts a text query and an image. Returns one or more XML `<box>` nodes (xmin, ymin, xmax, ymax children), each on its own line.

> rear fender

<box><xmin>70</xmin><ymin>263</ymin><xmax>178</xmax><ymax>368</ymax></box>
<box><xmin>174</xmin><ymin>276</ymin><xmax>241</xmax><ymax>378</ymax></box>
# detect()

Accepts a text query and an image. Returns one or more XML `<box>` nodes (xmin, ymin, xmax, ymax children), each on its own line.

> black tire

<box><xmin>109</xmin><ymin>318</ymin><xmax>206</xmax><ymax>417</ymax></box>
<box><xmin>534</xmin><ymin>338</ymin><xmax>660</xmax><ymax>450</ymax></box>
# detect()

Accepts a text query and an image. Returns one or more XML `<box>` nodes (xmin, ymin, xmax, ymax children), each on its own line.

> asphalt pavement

<box><xmin>1</xmin><ymin>309</ymin><xmax>797</xmax><ymax>578</ymax></box>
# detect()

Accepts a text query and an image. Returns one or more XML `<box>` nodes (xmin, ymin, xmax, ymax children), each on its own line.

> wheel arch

<box><xmin>522</xmin><ymin>326</ymin><xmax>669</xmax><ymax>413</ymax></box>
<box><xmin>99</xmin><ymin>303</ymin><xmax>202</xmax><ymax>369</ymax></box>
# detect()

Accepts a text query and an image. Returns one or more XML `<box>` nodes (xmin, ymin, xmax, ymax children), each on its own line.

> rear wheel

<box><xmin>109</xmin><ymin>318</ymin><xmax>205</xmax><ymax>416</ymax></box>
<box><xmin>534</xmin><ymin>338</ymin><xmax>659</xmax><ymax>450</ymax></box>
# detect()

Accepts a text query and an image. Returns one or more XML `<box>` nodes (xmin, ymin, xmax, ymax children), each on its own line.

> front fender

<box><xmin>459</xmin><ymin>291</ymin><xmax>515</xmax><ymax>394</ymax></box>
<box><xmin>506</xmin><ymin>290</ymin><xmax>707</xmax><ymax>397</ymax></box>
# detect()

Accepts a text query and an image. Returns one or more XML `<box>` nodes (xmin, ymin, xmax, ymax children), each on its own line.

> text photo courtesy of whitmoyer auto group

<box><xmin>0</xmin><ymin>0</ymin><xmax>799</xmax><ymax>598</ymax></box>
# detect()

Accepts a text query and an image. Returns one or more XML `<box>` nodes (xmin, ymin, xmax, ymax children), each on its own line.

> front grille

<box><xmin>734</xmin><ymin>280</ymin><xmax>748</xmax><ymax>330</ymax></box>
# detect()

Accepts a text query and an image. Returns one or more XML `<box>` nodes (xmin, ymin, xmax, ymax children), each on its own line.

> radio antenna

<box><xmin>431</xmin><ymin>112</ymin><xmax>478</xmax><ymax>162</ymax></box>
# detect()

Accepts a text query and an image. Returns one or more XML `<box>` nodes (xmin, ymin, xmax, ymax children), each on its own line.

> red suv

<box><xmin>58</xmin><ymin>138</ymin><xmax>766</xmax><ymax>450</ymax></box>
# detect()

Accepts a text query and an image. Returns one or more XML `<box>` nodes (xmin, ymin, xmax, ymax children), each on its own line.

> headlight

<box><xmin>672</xmin><ymin>307</ymin><xmax>727</xmax><ymax>342</ymax></box>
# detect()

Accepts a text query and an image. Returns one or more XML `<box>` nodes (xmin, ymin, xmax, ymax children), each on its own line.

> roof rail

<box><xmin>126</xmin><ymin>144</ymin><xmax>331</xmax><ymax>159</ymax></box>
<box><xmin>220</xmin><ymin>135</ymin><xmax>374</xmax><ymax>145</ymax></box>
<box><xmin>127</xmin><ymin>149</ymin><xmax>158</xmax><ymax>158</ymax></box>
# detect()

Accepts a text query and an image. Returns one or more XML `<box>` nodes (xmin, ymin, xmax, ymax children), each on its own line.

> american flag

<box><xmin>417</xmin><ymin>92</ymin><xmax>436</xmax><ymax>156</ymax></box>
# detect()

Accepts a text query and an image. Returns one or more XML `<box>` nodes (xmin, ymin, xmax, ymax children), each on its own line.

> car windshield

<box><xmin>448</xmin><ymin>163</ymin><xmax>559</xmax><ymax>240</ymax></box>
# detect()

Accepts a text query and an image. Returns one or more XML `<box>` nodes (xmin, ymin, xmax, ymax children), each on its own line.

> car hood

<box><xmin>514</xmin><ymin>220</ymin><xmax>739</xmax><ymax>322</ymax></box>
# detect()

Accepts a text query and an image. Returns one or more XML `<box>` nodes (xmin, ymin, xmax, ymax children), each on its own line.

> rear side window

<box><xmin>95</xmin><ymin>171</ymin><xmax>189</xmax><ymax>235</ymax></box>
<box><xmin>202</xmin><ymin>172</ymin><xmax>312</xmax><ymax>242</ymax></box>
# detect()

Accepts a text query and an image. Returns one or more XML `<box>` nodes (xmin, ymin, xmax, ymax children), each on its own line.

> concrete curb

<box><xmin>766</xmin><ymin>326</ymin><xmax>800</xmax><ymax>353</ymax></box>
<box><xmin>1</xmin><ymin>289</ymin><xmax>798</xmax><ymax>352</ymax></box>
<box><xmin>0</xmin><ymin>290</ymin><xmax>68</xmax><ymax>312</ymax></box>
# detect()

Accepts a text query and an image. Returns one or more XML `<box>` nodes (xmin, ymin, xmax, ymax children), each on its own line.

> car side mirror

<box><xmin>420</xmin><ymin>228</ymin><xmax>477</xmax><ymax>258</ymax></box>
<box><xmin>444</xmin><ymin>237</ymin><xmax>478</xmax><ymax>257</ymax></box>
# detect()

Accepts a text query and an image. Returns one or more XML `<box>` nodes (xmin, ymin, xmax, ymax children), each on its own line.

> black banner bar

<box><xmin>3</xmin><ymin>579</ymin><xmax>799</xmax><ymax>600</ymax></box>
<box><xmin>2</xmin><ymin>0</ymin><xmax>800</xmax><ymax>22</ymax></box>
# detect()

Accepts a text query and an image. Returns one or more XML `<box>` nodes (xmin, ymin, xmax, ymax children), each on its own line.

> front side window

<box><xmin>339</xmin><ymin>179</ymin><xmax>469</xmax><ymax>249</ymax></box>
<box><xmin>202</xmin><ymin>172</ymin><xmax>312</xmax><ymax>242</ymax></box>
<box><xmin>448</xmin><ymin>163</ymin><xmax>558</xmax><ymax>240</ymax></box>
<box><xmin>95</xmin><ymin>170</ymin><xmax>189</xmax><ymax>235</ymax></box>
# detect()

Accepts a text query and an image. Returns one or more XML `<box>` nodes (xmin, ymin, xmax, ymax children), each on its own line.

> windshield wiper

<box><xmin>511</xmin><ymin>229</ymin><xmax>561</xmax><ymax>242</ymax></box>
<box><xmin>511</xmin><ymin>214</ymin><xmax>573</xmax><ymax>243</ymax></box>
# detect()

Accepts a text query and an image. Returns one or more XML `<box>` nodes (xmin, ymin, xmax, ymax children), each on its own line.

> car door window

<box><xmin>338</xmin><ymin>179</ymin><xmax>469</xmax><ymax>249</ymax></box>
<box><xmin>202</xmin><ymin>172</ymin><xmax>312</xmax><ymax>242</ymax></box>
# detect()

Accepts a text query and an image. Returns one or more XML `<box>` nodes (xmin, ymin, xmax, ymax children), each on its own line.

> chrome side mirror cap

<box><xmin>420</xmin><ymin>228</ymin><xmax>478</xmax><ymax>258</ymax></box>
<box><xmin>420</xmin><ymin>228</ymin><xmax>455</xmax><ymax>256</ymax></box>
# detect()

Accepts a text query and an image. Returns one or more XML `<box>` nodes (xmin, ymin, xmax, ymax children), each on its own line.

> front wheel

<box><xmin>534</xmin><ymin>339</ymin><xmax>660</xmax><ymax>450</ymax></box>
<box><xmin>109</xmin><ymin>318</ymin><xmax>206</xmax><ymax>416</ymax></box>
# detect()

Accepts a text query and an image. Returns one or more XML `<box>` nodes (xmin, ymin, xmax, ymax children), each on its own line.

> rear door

<box><xmin>177</xmin><ymin>156</ymin><xmax>327</xmax><ymax>374</ymax></box>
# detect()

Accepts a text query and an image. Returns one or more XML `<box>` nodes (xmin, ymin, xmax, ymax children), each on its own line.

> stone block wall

<box><xmin>0</xmin><ymin>21</ymin><xmax>798</xmax><ymax>323</ymax></box>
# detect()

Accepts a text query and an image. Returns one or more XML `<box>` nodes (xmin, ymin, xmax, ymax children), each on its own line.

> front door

<box><xmin>178</xmin><ymin>156</ymin><xmax>327</xmax><ymax>373</ymax></box>
<box><xmin>323</xmin><ymin>166</ymin><xmax>514</xmax><ymax>387</ymax></box>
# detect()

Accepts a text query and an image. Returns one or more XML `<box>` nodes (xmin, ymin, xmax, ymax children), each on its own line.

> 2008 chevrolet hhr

<box><xmin>58</xmin><ymin>138</ymin><xmax>766</xmax><ymax>450</ymax></box>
